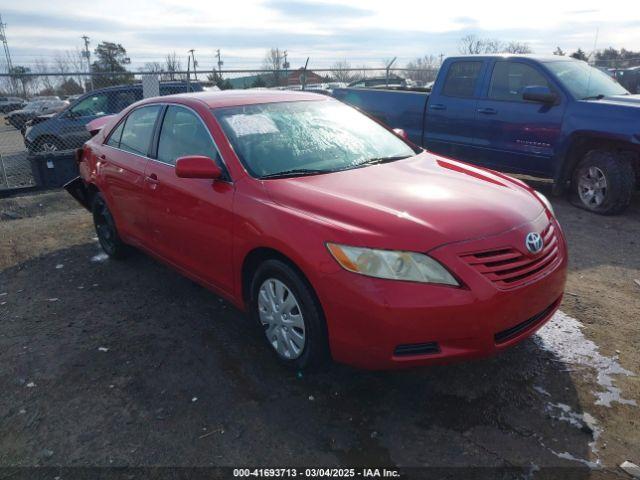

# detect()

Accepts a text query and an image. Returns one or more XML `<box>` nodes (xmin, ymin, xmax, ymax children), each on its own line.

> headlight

<box><xmin>326</xmin><ymin>243</ymin><xmax>459</xmax><ymax>286</ymax></box>
<box><xmin>534</xmin><ymin>191</ymin><xmax>555</xmax><ymax>217</ymax></box>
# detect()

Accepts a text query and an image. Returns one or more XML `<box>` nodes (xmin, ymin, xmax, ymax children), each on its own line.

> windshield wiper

<box><xmin>356</xmin><ymin>155</ymin><xmax>412</xmax><ymax>167</ymax></box>
<box><xmin>582</xmin><ymin>94</ymin><xmax>605</xmax><ymax>100</ymax></box>
<box><xmin>259</xmin><ymin>168</ymin><xmax>329</xmax><ymax>179</ymax></box>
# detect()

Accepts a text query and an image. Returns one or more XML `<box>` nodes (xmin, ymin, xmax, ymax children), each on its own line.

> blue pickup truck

<box><xmin>333</xmin><ymin>55</ymin><xmax>640</xmax><ymax>215</ymax></box>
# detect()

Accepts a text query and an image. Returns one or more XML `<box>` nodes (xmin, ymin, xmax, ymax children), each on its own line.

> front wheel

<box><xmin>250</xmin><ymin>259</ymin><xmax>330</xmax><ymax>370</ymax></box>
<box><xmin>33</xmin><ymin>137</ymin><xmax>64</xmax><ymax>154</ymax></box>
<box><xmin>92</xmin><ymin>193</ymin><xmax>129</xmax><ymax>259</ymax></box>
<box><xmin>571</xmin><ymin>149</ymin><xmax>635</xmax><ymax>215</ymax></box>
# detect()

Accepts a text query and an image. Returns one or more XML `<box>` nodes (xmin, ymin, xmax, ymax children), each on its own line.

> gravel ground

<box><xmin>0</xmin><ymin>185</ymin><xmax>638</xmax><ymax>479</ymax></box>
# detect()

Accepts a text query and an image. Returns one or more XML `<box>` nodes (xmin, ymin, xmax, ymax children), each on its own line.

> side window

<box><xmin>119</xmin><ymin>105</ymin><xmax>162</xmax><ymax>156</ymax></box>
<box><xmin>442</xmin><ymin>61</ymin><xmax>483</xmax><ymax>98</ymax></box>
<box><xmin>110</xmin><ymin>90</ymin><xmax>143</xmax><ymax>114</ymax></box>
<box><xmin>157</xmin><ymin>106</ymin><xmax>219</xmax><ymax>166</ymax></box>
<box><xmin>489</xmin><ymin>62</ymin><xmax>551</xmax><ymax>101</ymax></box>
<box><xmin>70</xmin><ymin>94</ymin><xmax>109</xmax><ymax>117</ymax></box>
<box><xmin>106</xmin><ymin>121</ymin><xmax>125</xmax><ymax>148</ymax></box>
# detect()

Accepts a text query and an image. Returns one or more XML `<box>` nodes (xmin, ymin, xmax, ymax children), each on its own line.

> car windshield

<box><xmin>546</xmin><ymin>61</ymin><xmax>629</xmax><ymax>99</ymax></box>
<box><xmin>214</xmin><ymin>100</ymin><xmax>416</xmax><ymax>178</ymax></box>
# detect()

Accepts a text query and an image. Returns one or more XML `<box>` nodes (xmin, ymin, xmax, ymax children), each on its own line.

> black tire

<box><xmin>571</xmin><ymin>149</ymin><xmax>635</xmax><ymax>215</ymax></box>
<box><xmin>92</xmin><ymin>193</ymin><xmax>129</xmax><ymax>260</ymax></box>
<box><xmin>249</xmin><ymin>259</ymin><xmax>330</xmax><ymax>370</ymax></box>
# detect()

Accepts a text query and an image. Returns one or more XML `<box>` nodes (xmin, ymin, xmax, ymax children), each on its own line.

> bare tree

<box><xmin>54</xmin><ymin>49</ymin><xmax>87</xmax><ymax>91</ymax></box>
<box><xmin>33</xmin><ymin>58</ymin><xmax>55</xmax><ymax>94</ymax></box>
<box><xmin>459</xmin><ymin>34</ymin><xmax>485</xmax><ymax>54</ymax></box>
<box><xmin>262</xmin><ymin>48</ymin><xmax>284</xmax><ymax>87</ymax></box>
<box><xmin>165</xmin><ymin>52</ymin><xmax>183</xmax><ymax>80</ymax></box>
<box><xmin>330</xmin><ymin>60</ymin><xmax>357</xmax><ymax>83</ymax></box>
<box><xmin>459</xmin><ymin>35</ymin><xmax>533</xmax><ymax>55</ymax></box>
<box><xmin>504</xmin><ymin>41</ymin><xmax>532</xmax><ymax>54</ymax></box>
<box><xmin>405</xmin><ymin>55</ymin><xmax>439</xmax><ymax>84</ymax></box>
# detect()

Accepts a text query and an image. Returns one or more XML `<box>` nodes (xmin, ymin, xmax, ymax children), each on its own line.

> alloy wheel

<box><xmin>578</xmin><ymin>166</ymin><xmax>607</xmax><ymax>208</ymax></box>
<box><xmin>39</xmin><ymin>141</ymin><xmax>59</xmax><ymax>153</ymax></box>
<box><xmin>258</xmin><ymin>278</ymin><xmax>306</xmax><ymax>359</ymax></box>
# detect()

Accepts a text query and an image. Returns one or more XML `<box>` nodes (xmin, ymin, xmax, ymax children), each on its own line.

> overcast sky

<box><xmin>2</xmin><ymin>0</ymin><xmax>640</xmax><ymax>71</ymax></box>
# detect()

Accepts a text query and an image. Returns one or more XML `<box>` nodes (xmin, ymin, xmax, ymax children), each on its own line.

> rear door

<box><xmin>473</xmin><ymin>60</ymin><xmax>566</xmax><ymax>176</ymax></box>
<box><xmin>144</xmin><ymin>105</ymin><xmax>235</xmax><ymax>293</ymax></box>
<box><xmin>425</xmin><ymin>60</ymin><xmax>486</xmax><ymax>159</ymax></box>
<box><xmin>100</xmin><ymin>104</ymin><xmax>162</xmax><ymax>243</ymax></box>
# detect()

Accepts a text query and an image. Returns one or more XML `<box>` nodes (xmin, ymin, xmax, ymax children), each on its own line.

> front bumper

<box><xmin>316</xmin><ymin>215</ymin><xmax>568</xmax><ymax>370</ymax></box>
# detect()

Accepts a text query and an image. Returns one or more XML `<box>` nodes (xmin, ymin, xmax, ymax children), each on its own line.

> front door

<box><xmin>473</xmin><ymin>60</ymin><xmax>566</xmax><ymax>176</ymax></box>
<box><xmin>144</xmin><ymin>105</ymin><xmax>235</xmax><ymax>294</ymax></box>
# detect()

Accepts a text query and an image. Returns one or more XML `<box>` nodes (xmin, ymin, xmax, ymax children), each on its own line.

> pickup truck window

<box><xmin>546</xmin><ymin>61</ymin><xmax>628</xmax><ymax>99</ymax></box>
<box><xmin>488</xmin><ymin>62</ymin><xmax>550</xmax><ymax>101</ymax></box>
<box><xmin>442</xmin><ymin>61</ymin><xmax>483</xmax><ymax>98</ymax></box>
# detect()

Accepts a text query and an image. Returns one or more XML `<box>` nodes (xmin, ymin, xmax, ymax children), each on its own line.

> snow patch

<box><xmin>91</xmin><ymin>253</ymin><xmax>109</xmax><ymax>263</ymax></box>
<box><xmin>535</xmin><ymin>311</ymin><xmax>636</xmax><ymax>407</ymax></box>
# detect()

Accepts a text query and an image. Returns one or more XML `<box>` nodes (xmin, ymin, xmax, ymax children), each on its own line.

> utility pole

<box><xmin>81</xmin><ymin>35</ymin><xmax>94</xmax><ymax>92</ymax></box>
<box><xmin>385</xmin><ymin>57</ymin><xmax>397</xmax><ymax>87</ymax></box>
<box><xmin>439</xmin><ymin>53</ymin><xmax>444</xmax><ymax>66</ymax></box>
<box><xmin>216</xmin><ymin>49</ymin><xmax>223</xmax><ymax>76</ymax></box>
<box><xmin>188</xmin><ymin>49</ymin><xmax>198</xmax><ymax>80</ymax></box>
<box><xmin>283</xmin><ymin>50</ymin><xmax>290</xmax><ymax>87</ymax></box>
<box><xmin>0</xmin><ymin>13</ymin><xmax>17</xmax><ymax>96</ymax></box>
<box><xmin>300</xmin><ymin>57</ymin><xmax>309</xmax><ymax>91</ymax></box>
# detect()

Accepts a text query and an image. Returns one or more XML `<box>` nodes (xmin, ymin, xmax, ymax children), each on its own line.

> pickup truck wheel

<box><xmin>92</xmin><ymin>193</ymin><xmax>129</xmax><ymax>260</ymax></box>
<box><xmin>571</xmin><ymin>150</ymin><xmax>635</xmax><ymax>215</ymax></box>
<box><xmin>250</xmin><ymin>259</ymin><xmax>330</xmax><ymax>370</ymax></box>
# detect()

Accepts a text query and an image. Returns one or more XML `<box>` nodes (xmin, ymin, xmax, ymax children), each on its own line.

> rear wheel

<box><xmin>250</xmin><ymin>259</ymin><xmax>330</xmax><ymax>370</ymax></box>
<box><xmin>571</xmin><ymin>149</ymin><xmax>635</xmax><ymax>215</ymax></box>
<box><xmin>34</xmin><ymin>136</ymin><xmax>64</xmax><ymax>154</ymax></box>
<box><xmin>92</xmin><ymin>193</ymin><xmax>129</xmax><ymax>259</ymax></box>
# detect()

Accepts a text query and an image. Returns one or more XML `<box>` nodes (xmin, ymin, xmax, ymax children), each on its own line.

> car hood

<box><xmin>596</xmin><ymin>94</ymin><xmax>640</xmax><ymax>107</ymax></box>
<box><xmin>263</xmin><ymin>152</ymin><xmax>545</xmax><ymax>252</ymax></box>
<box><xmin>8</xmin><ymin>109</ymin><xmax>34</xmax><ymax>116</ymax></box>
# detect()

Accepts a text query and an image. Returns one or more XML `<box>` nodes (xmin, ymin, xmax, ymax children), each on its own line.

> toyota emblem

<box><xmin>525</xmin><ymin>232</ymin><xmax>544</xmax><ymax>254</ymax></box>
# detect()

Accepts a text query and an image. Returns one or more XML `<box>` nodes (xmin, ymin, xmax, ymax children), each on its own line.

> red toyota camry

<box><xmin>66</xmin><ymin>90</ymin><xmax>567</xmax><ymax>370</ymax></box>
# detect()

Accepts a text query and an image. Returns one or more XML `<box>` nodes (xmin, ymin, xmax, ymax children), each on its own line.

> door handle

<box><xmin>429</xmin><ymin>104</ymin><xmax>446</xmax><ymax>111</ymax></box>
<box><xmin>477</xmin><ymin>107</ymin><xmax>498</xmax><ymax>115</ymax></box>
<box><xmin>145</xmin><ymin>173</ymin><xmax>160</xmax><ymax>189</ymax></box>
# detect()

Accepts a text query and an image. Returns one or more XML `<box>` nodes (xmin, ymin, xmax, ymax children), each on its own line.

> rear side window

<box><xmin>106</xmin><ymin>121</ymin><xmax>125</xmax><ymax>148</ymax></box>
<box><xmin>489</xmin><ymin>62</ymin><xmax>550</xmax><ymax>101</ymax></box>
<box><xmin>119</xmin><ymin>105</ymin><xmax>162</xmax><ymax>156</ymax></box>
<box><xmin>157</xmin><ymin>106</ymin><xmax>219</xmax><ymax>166</ymax></box>
<box><xmin>442</xmin><ymin>61</ymin><xmax>483</xmax><ymax>98</ymax></box>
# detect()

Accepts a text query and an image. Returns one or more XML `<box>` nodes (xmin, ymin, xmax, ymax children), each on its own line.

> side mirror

<box><xmin>522</xmin><ymin>86</ymin><xmax>557</xmax><ymax>104</ymax></box>
<box><xmin>393</xmin><ymin>128</ymin><xmax>409</xmax><ymax>140</ymax></box>
<box><xmin>175</xmin><ymin>156</ymin><xmax>223</xmax><ymax>179</ymax></box>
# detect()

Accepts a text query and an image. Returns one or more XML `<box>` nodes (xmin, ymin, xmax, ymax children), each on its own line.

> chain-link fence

<box><xmin>0</xmin><ymin>66</ymin><xmax>438</xmax><ymax>192</ymax></box>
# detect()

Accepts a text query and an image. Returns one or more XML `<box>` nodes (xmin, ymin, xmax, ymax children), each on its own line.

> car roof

<box><xmin>145</xmin><ymin>90</ymin><xmax>328</xmax><ymax>109</ymax></box>
<box><xmin>448</xmin><ymin>54</ymin><xmax>581</xmax><ymax>63</ymax></box>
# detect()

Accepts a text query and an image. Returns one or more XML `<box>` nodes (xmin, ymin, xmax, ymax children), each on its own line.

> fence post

<box><xmin>0</xmin><ymin>155</ymin><xmax>9</xmax><ymax>188</ymax></box>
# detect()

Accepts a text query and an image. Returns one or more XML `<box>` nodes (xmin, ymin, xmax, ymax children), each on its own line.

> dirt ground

<box><xmin>0</xmin><ymin>184</ymin><xmax>638</xmax><ymax>479</ymax></box>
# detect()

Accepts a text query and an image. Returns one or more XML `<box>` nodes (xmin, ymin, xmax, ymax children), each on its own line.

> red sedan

<box><xmin>66</xmin><ymin>90</ymin><xmax>567</xmax><ymax>370</ymax></box>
